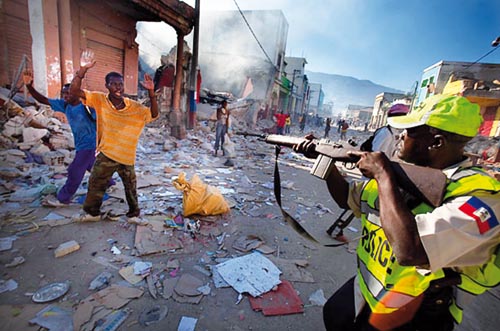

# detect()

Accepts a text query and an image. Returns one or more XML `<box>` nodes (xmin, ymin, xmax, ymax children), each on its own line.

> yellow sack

<box><xmin>172</xmin><ymin>172</ymin><xmax>230</xmax><ymax>217</ymax></box>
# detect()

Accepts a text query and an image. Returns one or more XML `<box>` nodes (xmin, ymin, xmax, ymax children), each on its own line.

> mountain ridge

<box><xmin>305</xmin><ymin>70</ymin><xmax>406</xmax><ymax>112</ymax></box>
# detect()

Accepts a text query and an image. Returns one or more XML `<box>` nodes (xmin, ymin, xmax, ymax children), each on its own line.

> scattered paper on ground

<box><xmin>213</xmin><ymin>252</ymin><xmax>281</xmax><ymax>297</ymax></box>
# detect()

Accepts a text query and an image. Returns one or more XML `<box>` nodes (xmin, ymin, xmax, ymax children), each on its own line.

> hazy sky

<box><xmin>137</xmin><ymin>0</ymin><xmax>500</xmax><ymax>92</ymax></box>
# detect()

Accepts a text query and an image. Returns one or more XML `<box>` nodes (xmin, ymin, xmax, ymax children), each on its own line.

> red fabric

<box><xmin>158</xmin><ymin>66</ymin><xmax>175</xmax><ymax>88</ymax></box>
<box><xmin>274</xmin><ymin>113</ymin><xmax>288</xmax><ymax>128</ymax></box>
<box><xmin>248</xmin><ymin>280</ymin><xmax>303</xmax><ymax>316</ymax></box>
<box><xmin>196</xmin><ymin>69</ymin><xmax>202</xmax><ymax>104</ymax></box>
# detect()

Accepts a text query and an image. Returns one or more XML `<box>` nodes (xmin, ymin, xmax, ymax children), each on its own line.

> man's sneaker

<box><xmin>126</xmin><ymin>210</ymin><xmax>140</xmax><ymax>218</ymax></box>
<box><xmin>127</xmin><ymin>216</ymin><xmax>149</xmax><ymax>226</ymax></box>
<box><xmin>73</xmin><ymin>212</ymin><xmax>101</xmax><ymax>222</ymax></box>
<box><xmin>102</xmin><ymin>210</ymin><xmax>120</xmax><ymax>222</ymax></box>
<box><xmin>42</xmin><ymin>196</ymin><xmax>68</xmax><ymax>207</ymax></box>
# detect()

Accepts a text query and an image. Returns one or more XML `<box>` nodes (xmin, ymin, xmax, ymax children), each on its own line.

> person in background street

<box><xmin>337</xmin><ymin>119</ymin><xmax>342</xmax><ymax>133</ymax></box>
<box><xmin>324</xmin><ymin>117</ymin><xmax>332</xmax><ymax>138</ymax></box>
<box><xmin>274</xmin><ymin>110</ymin><xmax>288</xmax><ymax>135</ymax></box>
<box><xmin>299</xmin><ymin>114</ymin><xmax>306</xmax><ymax>133</ymax></box>
<box><xmin>153</xmin><ymin>55</ymin><xmax>175</xmax><ymax>92</ymax></box>
<box><xmin>70</xmin><ymin>49</ymin><xmax>159</xmax><ymax>222</ymax></box>
<box><xmin>214</xmin><ymin>100</ymin><xmax>230</xmax><ymax>156</ymax></box>
<box><xmin>285</xmin><ymin>115</ymin><xmax>291</xmax><ymax>134</ymax></box>
<box><xmin>294</xmin><ymin>94</ymin><xmax>500</xmax><ymax>331</ymax></box>
<box><xmin>340</xmin><ymin>119</ymin><xmax>349</xmax><ymax>140</ymax></box>
<box><xmin>22</xmin><ymin>69</ymin><xmax>105</xmax><ymax>207</ymax></box>
<box><xmin>360</xmin><ymin>103</ymin><xmax>409</xmax><ymax>158</ymax></box>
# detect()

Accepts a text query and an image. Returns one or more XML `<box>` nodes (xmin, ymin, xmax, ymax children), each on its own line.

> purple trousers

<box><xmin>56</xmin><ymin>149</ymin><xmax>96</xmax><ymax>204</ymax></box>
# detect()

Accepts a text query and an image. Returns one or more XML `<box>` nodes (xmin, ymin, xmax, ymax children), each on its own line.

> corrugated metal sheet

<box><xmin>85</xmin><ymin>39</ymin><xmax>124</xmax><ymax>92</ymax></box>
<box><xmin>4</xmin><ymin>0</ymin><xmax>32</xmax><ymax>83</ymax></box>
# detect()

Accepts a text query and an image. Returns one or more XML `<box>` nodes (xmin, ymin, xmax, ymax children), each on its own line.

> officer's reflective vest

<box><xmin>357</xmin><ymin>166</ymin><xmax>500</xmax><ymax>325</ymax></box>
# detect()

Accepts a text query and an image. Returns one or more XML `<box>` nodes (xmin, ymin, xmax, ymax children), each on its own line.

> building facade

<box><xmin>307</xmin><ymin>82</ymin><xmax>324</xmax><ymax>117</ymax></box>
<box><xmin>284</xmin><ymin>56</ymin><xmax>307</xmax><ymax>121</ymax></box>
<box><xmin>417</xmin><ymin>60</ymin><xmax>500</xmax><ymax>137</ymax></box>
<box><xmin>369</xmin><ymin>92</ymin><xmax>410</xmax><ymax>130</ymax></box>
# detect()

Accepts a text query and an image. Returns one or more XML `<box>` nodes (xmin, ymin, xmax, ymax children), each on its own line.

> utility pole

<box><xmin>287</xmin><ymin>69</ymin><xmax>299</xmax><ymax>118</ymax></box>
<box><xmin>410</xmin><ymin>80</ymin><xmax>418</xmax><ymax>111</ymax></box>
<box><xmin>187</xmin><ymin>0</ymin><xmax>200</xmax><ymax>129</ymax></box>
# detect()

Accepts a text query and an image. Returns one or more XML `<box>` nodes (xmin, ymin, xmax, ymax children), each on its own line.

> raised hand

<box><xmin>22</xmin><ymin>68</ymin><xmax>34</xmax><ymax>85</ymax></box>
<box><xmin>140</xmin><ymin>73</ymin><xmax>154</xmax><ymax>91</ymax></box>
<box><xmin>80</xmin><ymin>49</ymin><xmax>96</xmax><ymax>69</ymax></box>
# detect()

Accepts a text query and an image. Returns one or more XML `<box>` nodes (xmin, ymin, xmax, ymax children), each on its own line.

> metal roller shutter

<box><xmin>4</xmin><ymin>0</ymin><xmax>32</xmax><ymax>84</ymax></box>
<box><xmin>85</xmin><ymin>39</ymin><xmax>124</xmax><ymax>92</ymax></box>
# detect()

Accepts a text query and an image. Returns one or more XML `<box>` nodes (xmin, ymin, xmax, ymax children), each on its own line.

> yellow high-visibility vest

<box><xmin>357</xmin><ymin>166</ymin><xmax>500</xmax><ymax>326</ymax></box>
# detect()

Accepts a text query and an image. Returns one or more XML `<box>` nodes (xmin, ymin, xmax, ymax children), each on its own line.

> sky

<box><xmin>136</xmin><ymin>0</ymin><xmax>500</xmax><ymax>93</ymax></box>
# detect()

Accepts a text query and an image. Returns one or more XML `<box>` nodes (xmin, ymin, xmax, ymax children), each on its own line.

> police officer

<box><xmin>295</xmin><ymin>94</ymin><xmax>500</xmax><ymax>330</ymax></box>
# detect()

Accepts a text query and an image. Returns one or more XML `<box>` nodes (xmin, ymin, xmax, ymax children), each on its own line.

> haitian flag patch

<box><xmin>458</xmin><ymin>197</ymin><xmax>499</xmax><ymax>234</ymax></box>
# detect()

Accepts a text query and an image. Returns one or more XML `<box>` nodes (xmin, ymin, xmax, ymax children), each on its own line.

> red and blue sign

<box><xmin>459</xmin><ymin>197</ymin><xmax>498</xmax><ymax>234</ymax></box>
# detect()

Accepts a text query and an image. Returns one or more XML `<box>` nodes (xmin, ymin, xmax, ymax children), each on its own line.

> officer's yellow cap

<box><xmin>388</xmin><ymin>94</ymin><xmax>482</xmax><ymax>137</ymax></box>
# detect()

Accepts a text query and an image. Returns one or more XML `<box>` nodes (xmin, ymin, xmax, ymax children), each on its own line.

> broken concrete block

<box><xmin>2</xmin><ymin>116</ymin><xmax>25</xmax><ymax>137</ymax></box>
<box><xmin>50</xmin><ymin>134</ymin><xmax>71</xmax><ymax>150</ymax></box>
<box><xmin>30</xmin><ymin>144</ymin><xmax>51</xmax><ymax>156</ymax></box>
<box><xmin>54</xmin><ymin>240</ymin><xmax>80</xmax><ymax>258</ymax></box>
<box><xmin>22</xmin><ymin>127</ymin><xmax>48</xmax><ymax>143</ymax></box>
<box><xmin>0</xmin><ymin>167</ymin><xmax>22</xmax><ymax>179</ymax></box>
<box><xmin>42</xmin><ymin>151</ymin><xmax>66</xmax><ymax>166</ymax></box>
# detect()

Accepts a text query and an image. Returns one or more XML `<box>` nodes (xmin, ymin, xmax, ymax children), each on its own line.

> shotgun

<box><xmin>240</xmin><ymin>133</ymin><xmax>447</xmax><ymax>207</ymax></box>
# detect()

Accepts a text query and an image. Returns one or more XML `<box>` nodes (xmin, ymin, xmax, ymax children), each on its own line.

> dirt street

<box><xmin>0</xmin><ymin>126</ymin><xmax>498</xmax><ymax>331</ymax></box>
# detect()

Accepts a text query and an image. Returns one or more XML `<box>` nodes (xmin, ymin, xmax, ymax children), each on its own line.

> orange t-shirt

<box><xmin>83</xmin><ymin>91</ymin><xmax>157</xmax><ymax>165</ymax></box>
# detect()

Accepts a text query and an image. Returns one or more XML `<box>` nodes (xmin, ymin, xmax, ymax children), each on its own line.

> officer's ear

<box><xmin>429</xmin><ymin>133</ymin><xmax>446</xmax><ymax>151</ymax></box>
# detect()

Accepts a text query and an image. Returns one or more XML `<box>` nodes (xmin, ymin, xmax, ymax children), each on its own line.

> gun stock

<box><xmin>264</xmin><ymin>134</ymin><xmax>447</xmax><ymax>207</ymax></box>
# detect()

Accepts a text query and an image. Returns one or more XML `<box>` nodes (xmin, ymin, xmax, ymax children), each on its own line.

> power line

<box><xmin>137</xmin><ymin>31</ymin><xmax>168</xmax><ymax>53</ymax></box>
<box><xmin>464</xmin><ymin>43</ymin><xmax>500</xmax><ymax>69</ymax></box>
<box><xmin>232</xmin><ymin>0</ymin><xmax>280</xmax><ymax>72</ymax></box>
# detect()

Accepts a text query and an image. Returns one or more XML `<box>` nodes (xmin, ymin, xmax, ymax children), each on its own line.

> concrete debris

<box><xmin>0</xmin><ymin>279</ymin><xmax>18</xmax><ymax>293</ymax></box>
<box><xmin>308</xmin><ymin>288</ymin><xmax>327</xmax><ymax>306</ymax></box>
<box><xmin>0</xmin><ymin>236</ymin><xmax>17</xmax><ymax>251</ymax></box>
<box><xmin>54</xmin><ymin>240</ymin><xmax>80</xmax><ymax>258</ymax></box>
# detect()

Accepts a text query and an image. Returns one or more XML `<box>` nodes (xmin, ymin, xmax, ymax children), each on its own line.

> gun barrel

<box><xmin>264</xmin><ymin>135</ymin><xmax>305</xmax><ymax>148</ymax></box>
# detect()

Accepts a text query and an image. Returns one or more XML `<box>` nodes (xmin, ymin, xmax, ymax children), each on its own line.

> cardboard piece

<box><xmin>268</xmin><ymin>257</ymin><xmax>315</xmax><ymax>283</ymax></box>
<box><xmin>249</xmin><ymin>280</ymin><xmax>304</xmax><ymax>316</ymax></box>
<box><xmin>173</xmin><ymin>274</ymin><xmax>204</xmax><ymax>304</ymax></box>
<box><xmin>73</xmin><ymin>285</ymin><xmax>143</xmax><ymax>330</ymax></box>
<box><xmin>118</xmin><ymin>265</ymin><xmax>145</xmax><ymax>285</ymax></box>
<box><xmin>162</xmin><ymin>278</ymin><xmax>178</xmax><ymax>299</ymax></box>
<box><xmin>232</xmin><ymin>235</ymin><xmax>264</xmax><ymax>252</ymax></box>
<box><xmin>134</xmin><ymin>220</ymin><xmax>183</xmax><ymax>255</ymax></box>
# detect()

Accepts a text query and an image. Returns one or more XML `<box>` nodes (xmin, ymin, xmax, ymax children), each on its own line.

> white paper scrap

<box><xmin>178</xmin><ymin>316</ymin><xmax>197</xmax><ymax>331</ymax></box>
<box><xmin>214</xmin><ymin>252</ymin><xmax>281</xmax><ymax>297</ymax></box>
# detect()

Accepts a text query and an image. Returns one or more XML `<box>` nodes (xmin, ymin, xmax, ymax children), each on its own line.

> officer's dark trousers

<box><xmin>323</xmin><ymin>277</ymin><xmax>455</xmax><ymax>331</ymax></box>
